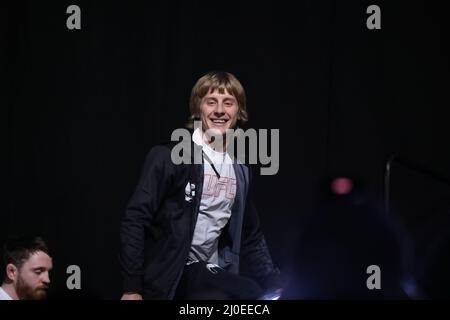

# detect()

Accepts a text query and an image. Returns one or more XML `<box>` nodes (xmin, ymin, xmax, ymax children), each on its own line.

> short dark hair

<box><xmin>2</xmin><ymin>236</ymin><xmax>50</xmax><ymax>274</ymax></box>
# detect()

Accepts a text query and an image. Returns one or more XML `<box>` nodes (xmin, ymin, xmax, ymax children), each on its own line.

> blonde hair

<box><xmin>188</xmin><ymin>71</ymin><xmax>248</xmax><ymax>127</ymax></box>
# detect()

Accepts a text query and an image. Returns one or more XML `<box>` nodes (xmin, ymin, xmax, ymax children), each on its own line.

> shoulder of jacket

<box><xmin>147</xmin><ymin>144</ymin><xmax>173</xmax><ymax>158</ymax></box>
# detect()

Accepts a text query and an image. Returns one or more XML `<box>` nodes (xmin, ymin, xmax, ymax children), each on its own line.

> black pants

<box><xmin>174</xmin><ymin>261</ymin><xmax>264</xmax><ymax>300</ymax></box>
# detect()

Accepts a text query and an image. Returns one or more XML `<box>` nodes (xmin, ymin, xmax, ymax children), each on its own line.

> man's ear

<box><xmin>6</xmin><ymin>263</ymin><xmax>18</xmax><ymax>282</ymax></box>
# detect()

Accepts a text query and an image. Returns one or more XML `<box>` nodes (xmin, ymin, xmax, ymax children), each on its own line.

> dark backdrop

<box><xmin>1</xmin><ymin>1</ymin><xmax>449</xmax><ymax>299</ymax></box>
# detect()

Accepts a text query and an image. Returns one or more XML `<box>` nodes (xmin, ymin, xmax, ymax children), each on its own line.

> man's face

<box><xmin>200</xmin><ymin>88</ymin><xmax>239</xmax><ymax>137</ymax></box>
<box><xmin>15</xmin><ymin>251</ymin><xmax>52</xmax><ymax>300</ymax></box>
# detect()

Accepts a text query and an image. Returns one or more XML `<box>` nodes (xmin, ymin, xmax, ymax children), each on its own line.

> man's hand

<box><xmin>121</xmin><ymin>293</ymin><xmax>143</xmax><ymax>300</ymax></box>
<box><xmin>260</xmin><ymin>288</ymin><xmax>283</xmax><ymax>300</ymax></box>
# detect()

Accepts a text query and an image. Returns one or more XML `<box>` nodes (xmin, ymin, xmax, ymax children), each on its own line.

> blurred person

<box><xmin>282</xmin><ymin>175</ymin><xmax>416</xmax><ymax>299</ymax></box>
<box><xmin>1</xmin><ymin>236</ymin><xmax>52</xmax><ymax>300</ymax></box>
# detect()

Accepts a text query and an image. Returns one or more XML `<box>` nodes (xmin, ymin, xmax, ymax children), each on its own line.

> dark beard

<box><xmin>16</xmin><ymin>276</ymin><xmax>47</xmax><ymax>300</ymax></box>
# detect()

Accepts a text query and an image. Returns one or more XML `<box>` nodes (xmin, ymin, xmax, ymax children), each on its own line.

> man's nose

<box><xmin>214</xmin><ymin>102</ymin><xmax>224</xmax><ymax>114</ymax></box>
<box><xmin>42</xmin><ymin>272</ymin><xmax>50</xmax><ymax>285</ymax></box>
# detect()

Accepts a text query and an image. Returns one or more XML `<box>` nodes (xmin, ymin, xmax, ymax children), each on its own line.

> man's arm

<box><xmin>119</xmin><ymin>146</ymin><xmax>173</xmax><ymax>297</ymax></box>
<box><xmin>240</xmin><ymin>168</ymin><xmax>282</xmax><ymax>292</ymax></box>
<box><xmin>240</xmin><ymin>200</ymin><xmax>282</xmax><ymax>291</ymax></box>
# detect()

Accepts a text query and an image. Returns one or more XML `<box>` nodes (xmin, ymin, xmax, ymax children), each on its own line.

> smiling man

<box><xmin>192</xmin><ymin>75</ymin><xmax>242</xmax><ymax>151</ymax></box>
<box><xmin>120</xmin><ymin>71</ymin><xmax>282</xmax><ymax>300</ymax></box>
<box><xmin>1</xmin><ymin>236</ymin><xmax>53</xmax><ymax>300</ymax></box>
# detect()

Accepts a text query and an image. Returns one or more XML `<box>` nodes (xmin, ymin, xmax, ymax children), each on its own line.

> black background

<box><xmin>1</xmin><ymin>1</ymin><xmax>449</xmax><ymax>299</ymax></box>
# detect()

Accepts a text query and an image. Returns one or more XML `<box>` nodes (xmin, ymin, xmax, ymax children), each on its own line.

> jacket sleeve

<box><xmin>119</xmin><ymin>145</ymin><xmax>173</xmax><ymax>294</ymax></box>
<box><xmin>240</xmin><ymin>167</ymin><xmax>282</xmax><ymax>291</ymax></box>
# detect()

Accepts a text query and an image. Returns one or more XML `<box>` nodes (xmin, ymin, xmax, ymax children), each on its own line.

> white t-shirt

<box><xmin>188</xmin><ymin>129</ymin><xmax>236</xmax><ymax>265</ymax></box>
<box><xmin>0</xmin><ymin>287</ymin><xmax>13</xmax><ymax>300</ymax></box>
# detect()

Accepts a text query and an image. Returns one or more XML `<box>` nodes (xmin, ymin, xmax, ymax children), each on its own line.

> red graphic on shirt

<box><xmin>203</xmin><ymin>173</ymin><xmax>236</xmax><ymax>199</ymax></box>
